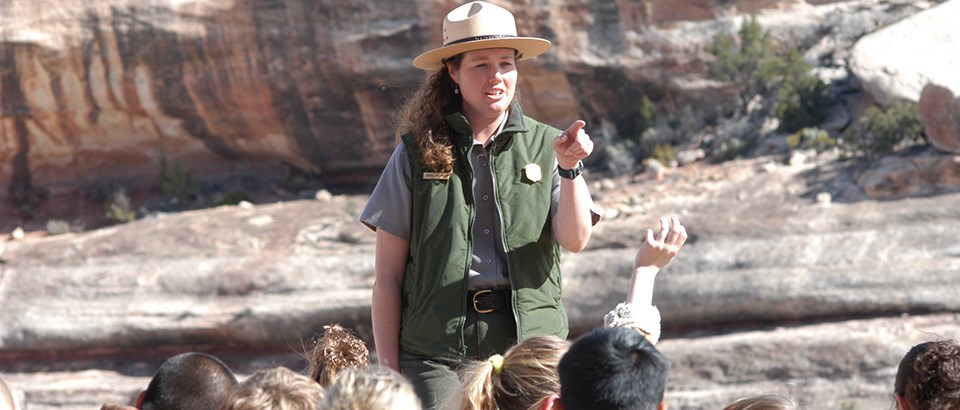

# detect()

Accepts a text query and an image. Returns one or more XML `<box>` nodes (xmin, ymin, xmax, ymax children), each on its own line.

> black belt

<box><xmin>469</xmin><ymin>289</ymin><xmax>511</xmax><ymax>314</ymax></box>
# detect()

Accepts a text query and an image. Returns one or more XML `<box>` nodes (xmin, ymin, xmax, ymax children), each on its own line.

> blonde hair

<box><xmin>723</xmin><ymin>392</ymin><xmax>799</xmax><ymax>410</ymax></box>
<box><xmin>456</xmin><ymin>336</ymin><xmax>570</xmax><ymax>410</ymax></box>
<box><xmin>321</xmin><ymin>365</ymin><xmax>421</xmax><ymax>410</ymax></box>
<box><xmin>223</xmin><ymin>367</ymin><xmax>323</xmax><ymax>410</ymax></box>
<box><xmin>306</xmin><ymin>323</ymin><xmax>370</xmax><ymax>386</ymax></box>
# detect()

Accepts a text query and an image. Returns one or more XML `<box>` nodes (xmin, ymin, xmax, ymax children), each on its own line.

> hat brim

<box><xmin>412</xmin><ymin>37</ymin><xmax>552</xmax><ymax>71</ymax></box>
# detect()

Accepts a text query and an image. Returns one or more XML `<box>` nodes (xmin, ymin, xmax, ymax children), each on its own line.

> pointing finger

<box><xmin>564</xmin><ymin>120</ymin><xmax>586</xmax><ymax>137</ymax></box>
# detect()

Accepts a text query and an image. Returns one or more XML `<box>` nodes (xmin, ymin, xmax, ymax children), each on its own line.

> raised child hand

<box><xmin>634</xmin><ymin>215</ymin><xmax>687</xmax><ymax>270</ymax></box>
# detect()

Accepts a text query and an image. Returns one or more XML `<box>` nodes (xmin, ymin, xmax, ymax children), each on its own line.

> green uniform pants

<box><xmin>399</xmin><ymin>305</ymin><xmax>517</xmax><ymax>410</ymax></box>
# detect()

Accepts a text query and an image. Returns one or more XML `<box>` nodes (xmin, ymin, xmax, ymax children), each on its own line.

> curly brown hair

<box><xmin>395</xmin><ymin>57</ymin><xmax>463</xmax><ymax>173</ymax></box>
<box><xmin>306</xmin><ymin>324</ymin><xmax>371</xmax><ymax>387</ymax></box>
<box><xmin>895</xmin><ymin>339</ymin><xmax>960</xmax><ymax>410</ymax></box>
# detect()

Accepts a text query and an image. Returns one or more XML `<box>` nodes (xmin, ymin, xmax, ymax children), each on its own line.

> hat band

<box><xmin>444</xmin><ymin>34</ymin><xmax>517</xmax><ymax>46</ymax></box>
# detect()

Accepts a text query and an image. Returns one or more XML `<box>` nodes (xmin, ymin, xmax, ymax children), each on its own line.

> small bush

<box><xmin>704</xmin><ymin>116</ymin><xmax>756</xmax><ymax>163</ymax></box>
<box><xmin>105</xmin><ymin>187</ymin><xmax>137</xmax><ymax>223</ymax></box>
<box><xmin>160</xmin><ymin>161</ymin><xmax>198</xmax><ymax>204</ymax></box>
<box><xmin>637</xmin><ymin>96</ymin><xmax>656</xmax><ymax>139</ymax></box>
<box><xmin>601</xmin><ymin>140</ymin><xmax>639</xmax><ymax>174</ymax></box>
<box><xmin>638</xmin><ymin>127</ymin><xmax>670</xmax><ymax>161</ymax></box>
<box><xmin>651</xmin><ymin>144</ymin><xmax>677</xmax><ymax>165</ymax></box>
<box><xmin>774</xmin><ymin>50</ymin><xmax>834</xmax><ymax>133</ymax></box>
<box><xmin>46</xmin><ymin>219</ymin><xmax>71</xmax><ymax>235</ymax></box>
<box><xmin>787</xmin><ymin>127</ymin><xmax>836</xmax><ymax>154</ymax></box>
<box><xmin>707</xmin><ymin>15</ymin><xmax>779</xmax><ymax>110</ymax></box>
<box><xmin>839</xmin><ymin>99</ymin><xmax>925</xmax><ymax>160</ymax></box>
<box><xmin>624</xmin><ymin>96</ymin><xmax>657</xmax><ymax>144</ymax></box>
<box><xmin>776</xmin><ymin>75</ymin><xmax>833</xmax><ymax>133</ymax></box>
<box><xmin>710</xmin><ymin>137</ymin><xmax>747</xmax><ymax>163</ymax></box>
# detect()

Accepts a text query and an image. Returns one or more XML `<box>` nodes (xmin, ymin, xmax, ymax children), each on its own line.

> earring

<box><xmin>454</xmin><ymin>85</ymin><xmax>460</xmax><ymax>95</ymax></box>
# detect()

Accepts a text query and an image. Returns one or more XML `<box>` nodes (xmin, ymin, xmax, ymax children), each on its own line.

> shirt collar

<box><xmin>445</xmin><ymin>101</ymin><xmax>528</xmax><ymax>147</ymax></box>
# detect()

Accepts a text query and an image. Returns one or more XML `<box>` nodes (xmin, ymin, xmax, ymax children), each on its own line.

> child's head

<box><xmin>322</xmin><ymin>365</ymin><xmax>421</xmax><ymax>410</ymax></box>
<box><xmin>306</xmin><ymin>323</ymin><xmax>370</xmax><ymax>386</ymax></box>
<box><xmin>457</xmin><ymin>335</ymin><xmax>570</xmax><ymax>410</ymax></box>
<box><xmin>894</xmin><ymin>339</ymin><xmax>960</xmax><ymax>410</ymax></box>
<box><xmin>558</xmin><ymin>327</ymin><xmax>670</xmax><ymax>410</ymax></box>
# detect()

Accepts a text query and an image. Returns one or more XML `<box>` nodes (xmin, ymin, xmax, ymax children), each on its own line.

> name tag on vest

<box><xmin>422</xmin><ymin>172</ymin><xmax>452</xmax><ymax>180</ymax></box>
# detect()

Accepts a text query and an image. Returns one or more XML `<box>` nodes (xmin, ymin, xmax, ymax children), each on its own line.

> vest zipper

<box><xmin>488</xmin><ymin>140</ymin><xmax>523</xmax><ymax>342</ymax></box>
<box><xmin>461</xmin><ymin>142</ymin><xmax>476</xmax><ymax>358</ymax></box>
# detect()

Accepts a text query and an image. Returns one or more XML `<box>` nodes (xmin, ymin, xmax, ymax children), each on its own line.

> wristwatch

<box><xmin>558</xmin><ymin>161</ymin><xmax>583</xmax><ymax>179</ymax></box>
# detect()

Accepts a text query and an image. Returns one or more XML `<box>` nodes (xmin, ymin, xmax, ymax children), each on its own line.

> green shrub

<box><xmin>787</xmin><ymin>127</ymin><xmax>836</xmax><ymax>154</ymax></box>
<box><xmin>652</xmin><ymin>144</ymin><xmax>677</xmax><ymax>165</ymax></box>
<box><xmin>624</xmin><ymin>96</ymin><xmax>657</xmax><ymax>144</ymax></box>
<box><xmin>707</xmin><ymin>15</ymin><xmax>779</xmax><ymax>110</ymax></box>
<box><xmin>710</xmin><ymin>136</ymin><xmax>747</xmax><ymax>163</ymax></box>
<box><xmin>774</xmin><ymin>50</ymin><xmax>834</xmax><ymax>133</ymax></box>
<box><xmin>839</xmin><ymin>99</ymin><xmax>925</xmax><ymax>160</ymax></box>
<box><xmin>46</xmin><ymin>219</ymin><xmax>71</xmax><ymax>235</ymax></box>
<box><xmin>637</xmin><ymin>96</ymin><xmax>655</xmax><ymax>139</ymax></box>
<box><xmin>160</xmin><ymin>161</ymin><xmax>198</xmax><ymax>204</ymax></box>
<box><xmin>775</xmin><ymin>75</ymin><xmax>832</xmax><ymax>133</ymax></box>
<box><xmin>105</xmin><ymin>187</ymin><xmax>136</xmax><ymax>223</ymax></box>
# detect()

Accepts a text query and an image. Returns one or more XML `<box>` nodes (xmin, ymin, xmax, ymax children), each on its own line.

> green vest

<box><xmin>400</xmin><ymin>105</ymin><xmax>568</xmax><ymax>359</ymax></box>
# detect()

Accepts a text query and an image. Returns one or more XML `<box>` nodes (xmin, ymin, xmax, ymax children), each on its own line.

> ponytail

<box><xmin>452</xmin><ymin>336</ymin><xmax>570</xmax><ymax>410</ymax></box>
<box><xmin>458</xmin><ymin>358</ymin><xmax>499</xmax><ymax>410</ymax></box>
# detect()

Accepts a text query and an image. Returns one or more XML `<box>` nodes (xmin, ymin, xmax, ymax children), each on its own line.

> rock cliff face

<box><xmin>2</xmin><ymin>152</ymin><xmax>960</xmax><ymax>409</ymax></box>
<box><xmin>2</xmin><ymin>0</ymin><xmax>876</xmax><ymax>202</ymax></box>
<box><xmin>0</xmin><ymin>0</ymin><xmax>425</xmax><ymax>199</ymax></box>
<box><xmin>5</xmin><ymin>3</ymin><xmax>959</xmax><ymax>409</ymax></box>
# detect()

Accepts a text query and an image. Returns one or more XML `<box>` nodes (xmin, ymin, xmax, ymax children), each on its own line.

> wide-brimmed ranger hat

<box><xmin>412</xmin><ymin>1</ymin><xmax>552</xmax><ymax>71</ymax></box>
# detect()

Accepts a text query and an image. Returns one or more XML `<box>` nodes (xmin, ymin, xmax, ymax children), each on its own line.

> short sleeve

<box><xmin>359</xmin><ymin>142</ymin><xmax>413</xmax><ymax>239</ymax></box>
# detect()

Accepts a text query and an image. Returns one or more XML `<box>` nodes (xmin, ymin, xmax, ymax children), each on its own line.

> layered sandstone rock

<box><xmin>0</xmin><ymin>0</ymin><xmax>424</xmax><ymax>200</ymax></box>
<box><xmin>857</xmin><ymin>154</ymin><xmax>960</xmax><ymax>198</ymax></box>
<box><xmin>3</xmin><ymin>152</ymin><xmax>960</xmax><ymax>409</ymax></box>
<box><xmin>0</xmin><ymin>0</ymin><xmax>903</xmax><ymax>204</ymax></box>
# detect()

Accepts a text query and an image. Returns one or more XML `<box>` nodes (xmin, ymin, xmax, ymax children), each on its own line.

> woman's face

<box><xmin>448</xmin><ymin>48</ymin><xmax>517</xmax><ymax>120</ymax></box>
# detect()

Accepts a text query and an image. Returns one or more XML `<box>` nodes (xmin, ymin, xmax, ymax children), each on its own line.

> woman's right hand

<box><xmin>553</xmin><ymin>120</ymin><xmax>593</xmax><ymax>171</ymax></box>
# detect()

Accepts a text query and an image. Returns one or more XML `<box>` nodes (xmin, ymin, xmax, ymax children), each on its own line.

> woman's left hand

<box><xmin>554</xmin><ymin>120</ymin><xmax>594</xmax><ymax>170</ymax></box>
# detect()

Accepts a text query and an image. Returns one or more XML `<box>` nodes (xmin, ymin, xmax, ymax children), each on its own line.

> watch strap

<box><xmin>558</xmin><ymin>161</ymin><xmax>583</xmax><ymax>179</ymax></box>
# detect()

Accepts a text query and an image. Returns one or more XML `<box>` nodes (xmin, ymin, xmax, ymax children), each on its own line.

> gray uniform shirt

<box><xmin>360</xmin><ymin>140</ymin><xmax>563</xmax><ymax>291</ymax></box>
